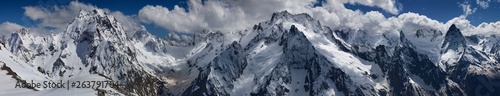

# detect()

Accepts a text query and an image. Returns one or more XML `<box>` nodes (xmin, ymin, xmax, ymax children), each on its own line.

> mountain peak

<box><xmin>443</xmin><ymin>24</ymin><xmax>464</xmax><ymax>41</ymax></box>
<box><xmin>67</xmin><ymin>9</ymin><xmax>127</xmax><ymax>41</ymax></box>
<box><xmin>73</xmin><ymin>9</ymin><xmax>118</xmax><ymax>26</ymax></box>
<box><xmin>18</xmin><ymin>28</ymin><xmax>28</xmax><ymax>34</ymax></box>
<box><xmin>399</xmin><ymin>30</ymin><xmax>406</xmax><ymax>39</ymax></box>
<box><xmin>447</xmin><ymin>24</ymin><xmax>460</xmax><ymax>34</ymax></box>
<box><xmin>270</xmin><ymin>10</ymin><xmax>292</xmax><ymax>21</ymax></box>
<box><xmin>289</xmin><ymin>25</ymin><xmax>300</xmax><ymax>35</ymax></box>
<box><xmin>9</xmin><ymin>28</ymin><xmax>30</xmax><ymax>37</ymax></box>
<box><xmin>281</xmin><ymin>25</ymin><xmax>314</xmax><ymax>52</ymax></box>
<box><xmin>449</xmin><ymin>24</ymin><xmax>457</xmax><ymax>30</ymax></box>
<box><xmin>399</xmin><ymin>30</ymin><xmax>415</xmax><ymax>48</ymax></box>
<box><xmin>441</xmin><ymin>24</ymin><xmax>466</xmax><ymax>53</ymax></box>
<box><xmin>270</xmin><ymin>10</ymin><xmax>315</xmax><ymax>23</ymax></box>
<box><xmin>133</xmin><ymin>30</ymin><xmax>151</xmax><ymax>39</ymax></box>
<box><xmin>77</xmin><ymin>9</ymin><xmax>107</xmax><ymax>19</ymax></box>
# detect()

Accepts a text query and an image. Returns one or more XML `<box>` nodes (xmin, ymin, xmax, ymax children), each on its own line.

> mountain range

<box><xmin>0</xmin><ymin>9</ymin><xmax>499</xmax><ymax>96</ymax></box>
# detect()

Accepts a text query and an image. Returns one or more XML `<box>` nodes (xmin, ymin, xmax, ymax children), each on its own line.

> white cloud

<box><xmin>446</xmin><ymin>17</ymin><xmax>474</xmax><ymax>31</ymax></box>
<box><xmin>109</xmin><ymin>11</ymin><xmax>144</xmax><ymax>36</ymax></box>
<box><xmin>138</xmin><ymin>0</ymin><xmax>402</xmax><ymax>33</ymax></box>
<box><xmin>476</xmin><ymin>0</ymin><xmax>491</xmax><ymax>9</ymax></box>
<box><xmin>473</xmin><ymin>21</ymin><xmax>500</xmax><ymax>35</ymax></box>
<box><xmin>0</xmin><ymin>22</ymin><xmax>25</xmax><ymax>42</ymax></box>
<box><xmin>133</xmin><ymin>0</ymin><xmax>495</xmax><ymax>38</ymax></box>
<box><xmin>138</xmin><ymin>5</ymin><xmax>206</xmax><ymax>33</ymax></box>
<box><xmin>22</xmin><ymin>1</ymin><xmax>143</xmax><ymax>36</ymax></box>
<box><xmin>23</xmin><ymin>1</ymin><xmax>98</xmax><ymax>29</ymax></box>
<box><xmin>138</xmin><ymin>0</ymin><xmax>320</xmax><ymax>33</ymax></box>
<box><xmin>394</xmin><ymin>12</ymin><xmax>446</xmax><ymax>31</ymax></box>
<box><xmin>459</xmin><ymin>1</ymin><xmax>477</xmax><ymax>18</ymax></box>
<box><xmin>0</xmin><ymin>22</ymin><xmax>24</xmax><ymax>36</ymax></box>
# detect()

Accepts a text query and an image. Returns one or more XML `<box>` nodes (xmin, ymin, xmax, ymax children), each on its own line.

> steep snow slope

<box><xmin>0</xmin><ymin>39</ymin><xmax>122</xmax><ymax>95</ymax></box>
<box><xmin>404</xmin><ymin>29</ymin><xmax>444</xmax><ymax>63</ymax></box>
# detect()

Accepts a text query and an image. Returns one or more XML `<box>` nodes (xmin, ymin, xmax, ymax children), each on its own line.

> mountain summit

<box><xmin>441</xmin><ymin>24</ymin><xmax>466</xmax><ymax>52</ymax></box>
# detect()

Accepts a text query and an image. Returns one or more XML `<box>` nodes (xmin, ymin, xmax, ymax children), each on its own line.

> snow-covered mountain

<box><xmin>0</xmin><ymin>10</ymin><xmax>499</xmax><ymax>96</ymax></box>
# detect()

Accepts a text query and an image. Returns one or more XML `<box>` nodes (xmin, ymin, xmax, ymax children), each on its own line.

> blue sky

<box><xmin>0</xmin><ymin>0</ymin><xmax>499</xmax><ymax>37</ymax></box>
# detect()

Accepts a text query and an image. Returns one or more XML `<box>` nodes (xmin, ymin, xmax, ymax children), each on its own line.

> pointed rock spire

<box><xmin>441</xmin><ymin>24</ymin><xmax>466</xmax><ymax>53</ymax></box>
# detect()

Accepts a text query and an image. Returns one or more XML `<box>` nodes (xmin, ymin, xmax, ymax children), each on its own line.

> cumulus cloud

<box><xmin>138</xmin><ymin>5</ymin><xmax>206</xmax><ymax>33</ymax></box>
<box><xmin>23</xmin><ymin>1</ymin><xmax>98</xmax><ymax>29</ymax></box>
<box><xmin>138</xmin><ymin>0</ymin><xmax>318</xmax><ymax>33</ymax></box>
<box><xmin>393</xmin><ymin>12</ymin><xmax>446</xmax><ymax>31</ymax></box>
<box><xmin>109</xmin><ymin>11</ymin><xmax>144</xmax><ymax>36</ymax></box>
<box><xmin>0</xmin><ymin>22</ymin><xmax>25</xmax><ymax>42</ymax></box>
<box><xmin>138</xmin><ymin>0</ymin><xmax>402</xmax><ymax>33</ymax></box>
<box><xmin>473</xmin><ymin>21</ymin><xmax>500</xmax><ymax>35</ymax></box>
<box><xmin>396</xmin><ymin>13</ymin><xmax>440</xmax><ymax>28</ymax></box>
<box><xmin>22</xmin><ymin>1</ymin><xmax>143</xmax><ymax>36</ymax></box>
<box><xmin>0</xmin><ymin>22</ymin><xmax>24</xmax><ymax>36</ymax></box>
